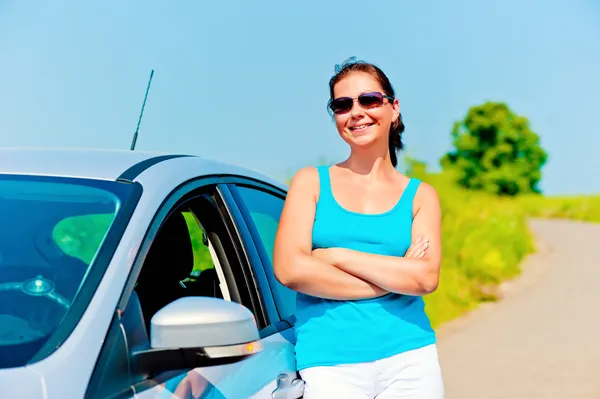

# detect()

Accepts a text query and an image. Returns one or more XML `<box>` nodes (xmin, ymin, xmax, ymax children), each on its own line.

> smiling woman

<box><xmin>273</xmin><ymin>58</ymin><xmax>444</xmax><ymax>398</ymax></box>
<box><xmin>326</xmin><ymin>60</ymin><xmax>405</xmax><ymax>170</ymax></box>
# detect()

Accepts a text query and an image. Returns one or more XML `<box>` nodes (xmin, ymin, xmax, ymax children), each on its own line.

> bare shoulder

<box><xmin>287</xmin><ymin>166</ymin><xmax>320</xmax><ymax>202</ymax></box>
<box><xmin>414</xmin><ymin>181</ymin><xmax>441</xmax><ymax>215</ymax></box>
<box><xmin>290</xmin><ymin>166</ymin><xmax>318</xmax><ymax>183</ymax></box>
<box><xmin>289</xmin><ymin>166</ymin><xmax>319</xmax><ymax>190</ymax></box>
<box><xmin>415</xmin><ymin>181</ymin><xmax>439</xmax><ymax>201</ymax></box>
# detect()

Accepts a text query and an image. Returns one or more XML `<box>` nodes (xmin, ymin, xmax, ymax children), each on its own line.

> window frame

<box><xmin>217</xmin><ymin>183</ymin><xmax>281</xmax><ymax>329</ymax></box>
<box><xmin>221</xmin><ymin>177</ymin><xmax>294</xmax><ymax>324</ymax></box>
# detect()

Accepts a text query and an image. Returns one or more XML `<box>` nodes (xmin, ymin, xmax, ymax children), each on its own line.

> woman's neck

<box><xmin>342</xmin><ymin>148</ymin><xmax>396</xmax><ymax>178</ymax></box>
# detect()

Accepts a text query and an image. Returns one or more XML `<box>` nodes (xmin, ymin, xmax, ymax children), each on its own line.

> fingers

<box><xmin>407</xmin><ymin>236</ymin><xmax>430</xmax><ymax>258</ymax></box>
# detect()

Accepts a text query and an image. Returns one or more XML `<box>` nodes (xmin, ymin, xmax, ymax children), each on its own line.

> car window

<box><xmin>0</xmin><ymin>176</ymin><xmax>132</xmax><ymax>369</ymax></box>
<box><xmin>233</xmin><ymin>185</ymin><xmax>296</xmax><ymax>320</ymax></box>
<box><xmin>53</xmin><ymin>214</ymin><xmax>114</xmax><ymax>264</ymax></box>
<box><xmin>133</xmin><ymin>202</ymin><xmax>224</xmax><ymax>330</ymax></box>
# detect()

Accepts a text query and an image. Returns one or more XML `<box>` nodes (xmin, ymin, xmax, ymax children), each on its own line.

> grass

<box><xmin>518</xmin><ymin>194</ymin><xmax>600</xmax><ymax>223</ymax></box>
<box><xmin>409</xmin><ymin>164</ymin><xmax>600</xmax><ymax>328</ymax></box>
<box><xmin>410</xmin><ymin>168</ymin><xmax>535</xmax><ymax>327</ymax></box>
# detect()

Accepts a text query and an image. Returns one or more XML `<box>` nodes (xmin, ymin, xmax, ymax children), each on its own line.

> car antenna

<box><xmin>130</xmin><ymin>69</ymin><xmax>155</xmax><ymax>151</ymax></box>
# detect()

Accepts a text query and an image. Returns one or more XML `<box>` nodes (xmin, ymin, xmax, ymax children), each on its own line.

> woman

<box><xmin>273</xmin><ymin>58</ymin><xmax>444</xmax><ymax>398</ymax></box>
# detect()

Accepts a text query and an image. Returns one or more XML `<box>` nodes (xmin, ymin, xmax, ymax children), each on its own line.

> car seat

<box><xmin>134</xmin><ymin>210</ymin><xmax>222</xmax><ymax>330</ymax></box>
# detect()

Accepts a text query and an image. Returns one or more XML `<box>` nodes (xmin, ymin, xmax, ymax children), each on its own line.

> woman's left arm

<box><xmin>313</xmin><ymin>182</ymin><xmax>442</xmax><ymax>296</ymax></box>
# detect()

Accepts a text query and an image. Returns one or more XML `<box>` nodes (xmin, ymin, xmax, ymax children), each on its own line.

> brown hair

<box><xmin>327</xmin><ymin>57</ymin><xmax>405</xmax><ymax>167</ymax></box>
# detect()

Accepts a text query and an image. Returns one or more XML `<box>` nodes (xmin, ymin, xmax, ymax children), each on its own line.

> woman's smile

<box><xmin>349</xmin><ymin>122</ymin><xmax>374</xmax><ymax>132</ymax></box>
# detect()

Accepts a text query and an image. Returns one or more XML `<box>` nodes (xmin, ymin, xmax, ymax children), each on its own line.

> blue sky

<box><xmin>1</xmin><ymin>1</ymin><xmax>599</xmax><ymax>194</ymax></box>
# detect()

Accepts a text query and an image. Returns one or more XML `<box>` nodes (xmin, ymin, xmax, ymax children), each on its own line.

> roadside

<box><xmin>436</xmin><ymin>219</ymin><xmax>600</xmax><ymax>398</ymax></box>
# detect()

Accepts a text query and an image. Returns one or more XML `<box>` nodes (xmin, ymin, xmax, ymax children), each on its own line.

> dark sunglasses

<box><xmin>329</xmin><ymin>91</ymin><xmax>394</xmax><ymax>115</ymax></box>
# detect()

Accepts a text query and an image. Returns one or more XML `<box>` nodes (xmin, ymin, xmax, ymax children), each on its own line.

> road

<box><xmin>436</xmin><ymin>219</ymin><xmax>600</xmax><ymax>399</ymax></box>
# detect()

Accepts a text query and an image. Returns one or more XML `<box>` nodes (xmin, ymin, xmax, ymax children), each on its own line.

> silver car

<box><xmin>0</xmin><ymin>148</ymin><xmax>304</xmax><ymax>399</ymax></box>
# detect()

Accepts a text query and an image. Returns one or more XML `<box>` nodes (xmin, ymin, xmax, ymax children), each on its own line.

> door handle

<box><xmin>272</xmin><ymin>373</ymin><xmax>305</xmax><ymax>399</ymax></box>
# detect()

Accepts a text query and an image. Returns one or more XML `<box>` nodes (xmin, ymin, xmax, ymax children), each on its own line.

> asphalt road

<box><xmin>436</xmin><ymin>219</ymin><xmax>600</xmax><ymax>399</ymax></box>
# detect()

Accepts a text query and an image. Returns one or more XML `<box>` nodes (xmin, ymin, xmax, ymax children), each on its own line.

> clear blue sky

<box><xmin>2</xmin><ymin>1</ymin><xmax>599</xmax><ymax>195</ymax></box>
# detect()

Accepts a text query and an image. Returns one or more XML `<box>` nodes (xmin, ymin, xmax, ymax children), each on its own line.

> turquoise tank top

<box><xmin>293</xmin><ymin>165</ymin><xmax>436</xmax><ymax>370</ymax></box>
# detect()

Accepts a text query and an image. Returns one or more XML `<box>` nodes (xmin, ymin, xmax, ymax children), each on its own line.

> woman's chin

<box><xmin>348</xmin><ymin>133</ymin><xmax>378</xmax><ymax>146</ymax></box>
<box><xmin>341</xmin><ymin>129</ymin><xmax>386</xmax><ymax>148</ymax></box>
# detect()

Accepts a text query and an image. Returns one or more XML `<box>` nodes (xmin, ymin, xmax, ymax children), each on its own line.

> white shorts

<box><xmin>299</xmin><ymin>344</ymin><xmax>444</xmax><ymax>399</ymax></box>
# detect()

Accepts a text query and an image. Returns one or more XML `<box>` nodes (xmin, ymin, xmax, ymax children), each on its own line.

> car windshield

<box><xmin>0</xmin><ymin>175</ymin><xmax>138</xmax><ymax>368</ymax></box>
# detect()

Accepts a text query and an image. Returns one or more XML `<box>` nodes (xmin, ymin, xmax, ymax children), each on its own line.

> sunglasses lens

<box><xmin>358</xmin><ymin>92</ymin><xmax>385</xmax><ymax>108</ymax></box>
<box><xmin>330</xmin><ymin>92</ymin><xmax>389</xmax><ymax>114</ymax></box>
<box><xmin>330</xmin><ymin>98</ymin><xmax>353</xmax><ymax>114</ymax></box>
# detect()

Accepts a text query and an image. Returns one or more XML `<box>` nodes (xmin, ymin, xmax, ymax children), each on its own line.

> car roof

<box><xmin>0</xmin><ymin>147</ymin><xmax>287</xmax><ymax>191</ymax></box>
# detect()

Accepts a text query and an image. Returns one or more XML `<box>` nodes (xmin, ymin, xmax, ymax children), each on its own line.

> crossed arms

<box><xmin>272</xmin><ymin>167</ymin><xmax>442</xmax><ymax>301</ymax></box>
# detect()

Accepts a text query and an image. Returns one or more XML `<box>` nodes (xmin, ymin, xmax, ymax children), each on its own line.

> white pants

<box><xmin>299</xmin><ymin>344</ymin><xmax>444</xmax><ymax>399</ymax></box>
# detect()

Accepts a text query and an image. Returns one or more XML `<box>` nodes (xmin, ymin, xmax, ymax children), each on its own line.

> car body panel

<box><xmin>0</xmin><ymin>147</ymin><xmax>164</xmax><ymax>180</ymax></box>
<box><xmin>0</xmin><ymin>367</ymin><xmax>46</xmax><ymax>398</ymax></box>
<box><xmin>0</xmin><ymin>147</ymin><xmax>288</xmax><ymax>194</ymax></box>
<box><xmin>135</xmin><ymin>328</ymin><xmax>297</xmax><ymax>399</ymax></box>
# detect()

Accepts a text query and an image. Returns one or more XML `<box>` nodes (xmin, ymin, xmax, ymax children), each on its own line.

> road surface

<box><xmin>436</xmin><ymin>219</ymin><xmax>600</xmax><ymax>399</ymax></box>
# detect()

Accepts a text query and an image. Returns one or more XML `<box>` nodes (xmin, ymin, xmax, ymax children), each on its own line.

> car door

<box><xmin>85</xmin><ymin>180</ymin><xmax>299</xmax><ymax>399</ymax></box>
<box><xmin>133</xmin><ymin>183</ymin><xmax>302</xmax><ymax>399</ymax></box>
<box><xmin>223</xmin><ymin>181</ymin><xmax>304</xmax><ymax>399</ymax></box>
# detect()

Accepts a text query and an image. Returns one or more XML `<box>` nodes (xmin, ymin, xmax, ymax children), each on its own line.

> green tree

<box><xmin>441</xmin><ymin>101</ymin><xmax>548</xmax><ymax>196</ymax></box>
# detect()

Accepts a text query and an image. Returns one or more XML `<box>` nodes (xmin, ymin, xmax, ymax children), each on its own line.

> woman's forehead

<box><xmin>334</xmin><ymin>72</ymin><xmax>382</xmax><ymax>96</ymax></box>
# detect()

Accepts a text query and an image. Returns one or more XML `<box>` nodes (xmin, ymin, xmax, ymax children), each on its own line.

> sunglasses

<box><xmin>329</xmin><ymin>91</ymin><xmax>394</xmax><ymax>115</ymax></box>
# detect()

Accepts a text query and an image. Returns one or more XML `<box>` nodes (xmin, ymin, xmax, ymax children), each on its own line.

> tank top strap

<box><xmin>315</xmin><ymin>165</ymin><xmax>333</xmax><ymax>204</ymax></box>
<box><xmin>399</xmin><ymin>178</ymin><xmax>422</xmax><ymax>214</ymax></box>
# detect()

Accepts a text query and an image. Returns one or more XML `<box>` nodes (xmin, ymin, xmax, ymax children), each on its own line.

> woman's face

<box><xmin>332</xmin><ymin>72</ymin><xmax>399</xmax><ymax>149</ymax></box>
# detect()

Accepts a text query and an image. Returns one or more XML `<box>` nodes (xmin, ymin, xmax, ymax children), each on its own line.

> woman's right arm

<box><xmin>272</xmin><ymin>167</ymin><xmax>388</xmax><ymax>300</ymax></box>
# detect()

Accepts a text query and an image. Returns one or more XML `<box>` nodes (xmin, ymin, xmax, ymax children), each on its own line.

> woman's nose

<box><xmin>350</xmin><ymin>100</ymin><xmax>365</xmax><ymax>117</ymax></box>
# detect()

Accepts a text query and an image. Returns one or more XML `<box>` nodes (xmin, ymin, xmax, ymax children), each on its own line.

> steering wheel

<box><xmin>0</xmin><ymin>275</ymin><xmax>70</xmax><ymax>310</ymax></box>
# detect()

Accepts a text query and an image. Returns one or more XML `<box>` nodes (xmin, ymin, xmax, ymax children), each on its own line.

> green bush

<box><xmin>441</xmin><ymin>101</ymin><xmax>548</xmax><ymax>196</ymax></box>
<box><xmin>408</xmin><ymin>165</ymin><xmax>536</xmax><ymax>327</ymax></box>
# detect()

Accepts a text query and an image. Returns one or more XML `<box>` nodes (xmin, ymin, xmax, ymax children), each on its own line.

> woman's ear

<box><xmin>392</xmin><ymin>98</ymin><xmax>401</xmax><ymax>123</ymax></box>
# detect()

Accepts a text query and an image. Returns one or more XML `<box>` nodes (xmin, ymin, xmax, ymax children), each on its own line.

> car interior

<box><xmin>133</xmin><ymin>202</ymin><xmax>226</xmax><ymax>331</ymax></box>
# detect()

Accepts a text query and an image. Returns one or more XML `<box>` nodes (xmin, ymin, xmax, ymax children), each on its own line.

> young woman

<box><xmin>273</xmin><ymin>58</ymin><xmax>444</xmax><ymax>398</ymax></box>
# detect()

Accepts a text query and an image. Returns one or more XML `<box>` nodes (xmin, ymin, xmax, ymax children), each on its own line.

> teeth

<box><xmin>352</xmin><ymin>124</ymin><xmax>371</xmax><ymax>130</ymax></box>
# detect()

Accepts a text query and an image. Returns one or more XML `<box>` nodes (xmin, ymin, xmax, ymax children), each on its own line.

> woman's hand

<box><xmin>310</xmin><ymin>239</ymin><xmax>436</xmax><ymax>296</ymax></box>
<box><xmin>405</xmin><ymin>236</ymin><xmax>430</xmax><ymax>259</ymax></box>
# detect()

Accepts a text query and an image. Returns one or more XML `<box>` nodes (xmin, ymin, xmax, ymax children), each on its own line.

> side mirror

<box><xmin>132</xmin><ymin>297</ymin><xmax>262</xmax><ymax>375</ymax></box>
